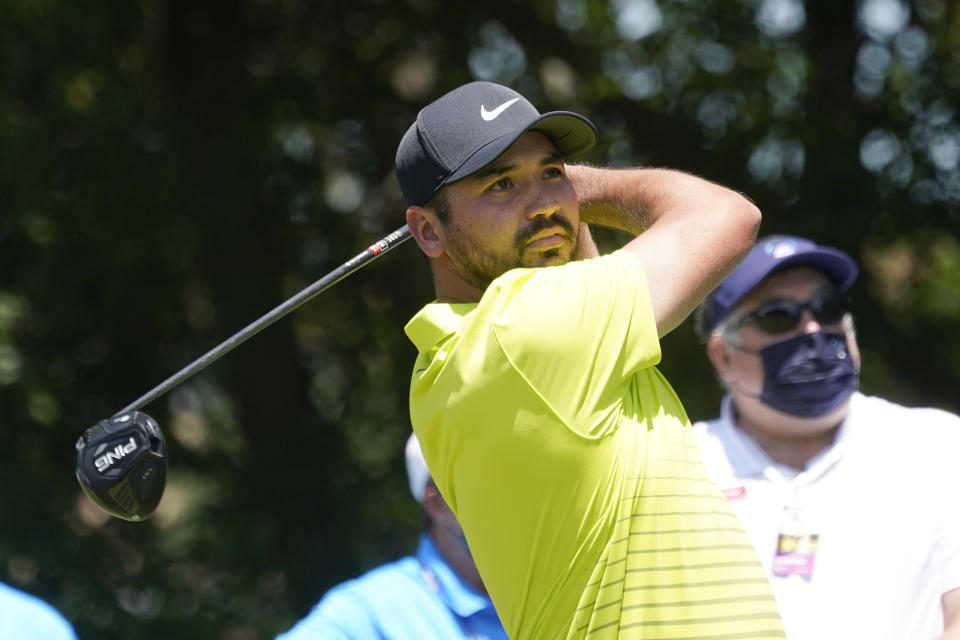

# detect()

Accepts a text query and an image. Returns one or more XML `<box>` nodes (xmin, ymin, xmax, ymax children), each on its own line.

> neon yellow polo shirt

<box><xmin>405</xmin><ymin>251</ymin><xmax>784</xmax><ymax>640</ymax></box>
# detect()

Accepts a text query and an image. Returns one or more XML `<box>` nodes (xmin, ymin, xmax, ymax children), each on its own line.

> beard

<box><xmin>443</xmin><ymin>213</ymin><xmax>578</xmax><ymax>291</ymax></box>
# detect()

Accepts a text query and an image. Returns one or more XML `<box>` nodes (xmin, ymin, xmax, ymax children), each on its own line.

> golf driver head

<box><xmin>75</xmin><ymin>411</ymin><xmax>167</xmax><ymax>522</ymax></box>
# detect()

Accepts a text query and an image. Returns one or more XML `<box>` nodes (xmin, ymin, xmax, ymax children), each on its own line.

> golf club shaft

<box><xmin>116</xmin><ymin>225</ymin><xmax>412</xmax><ymax>416</ymax></box>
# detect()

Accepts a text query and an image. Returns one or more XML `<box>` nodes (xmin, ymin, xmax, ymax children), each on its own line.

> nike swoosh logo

<box><xmin>480</xmin><ymin>98</ymin><xmax>520</xmax><ymax>121</ymax></box>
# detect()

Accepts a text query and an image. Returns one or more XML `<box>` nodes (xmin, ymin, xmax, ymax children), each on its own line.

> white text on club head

<box><xmin>94</xmin><ymin>437</ymin><xmax>138</xmax><ymax>473</ymax></box>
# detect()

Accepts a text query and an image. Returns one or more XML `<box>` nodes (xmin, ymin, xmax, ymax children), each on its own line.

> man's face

<box><xmin>709</xmin><ymin>267</ymin><xmax>859</xmax><ymax>432</ymax></box>
<box><xmin>730</xmin><ymin>267</ymin><xmax>844</xmax><ymax>352</ymax></box>
<box><xmin>433</xmin><ymin>131</ymin><xmax>580</xmax><ymax>290</ymax></box>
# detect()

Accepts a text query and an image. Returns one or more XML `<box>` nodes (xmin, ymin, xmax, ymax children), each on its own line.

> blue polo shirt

<box><xmin>0</xmin><ymin>582</ymin><xmax>77</xmax><ymax>640</ymax></box>
<box><xmin>276</xmin><ymin>535</ymin><xmax>506</xmax><ymax>640</ymax></box>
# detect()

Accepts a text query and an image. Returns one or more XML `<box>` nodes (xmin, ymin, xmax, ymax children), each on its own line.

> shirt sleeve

<box><xmin>275</xmin><ymin>589</ymin><xmax>378</xmax><ymax>640</ymax></box>
<box><xmin>0</xmin><ymin>584</ymin><xmax>78</xmax><ymax>640</ymax></box>
<box><xmin>930</xmin><ymin>411</ymin><xmax>960</xmax><ymax>596</ymax></box>
<box><xmin>485</xmin><ymin>250</ymin><xmax>661</xmax><ymax>437</ymax></box>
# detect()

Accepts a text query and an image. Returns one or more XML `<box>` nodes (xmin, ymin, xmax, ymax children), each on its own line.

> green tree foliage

<box><xmin>1</xmin><ymin>0</ymin><xmax>957</xmax><ymax>637</ymax></box>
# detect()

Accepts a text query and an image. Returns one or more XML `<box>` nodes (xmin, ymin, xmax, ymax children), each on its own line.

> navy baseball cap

<box><xmin>701</xmin><ymin>235</ymin><xmax>859</xmax><ymax>334</ymax></box>
<box><xmin>395</xmin><ymin>81</ymin><xmax>597</xmax><ymax>206</ymax></box>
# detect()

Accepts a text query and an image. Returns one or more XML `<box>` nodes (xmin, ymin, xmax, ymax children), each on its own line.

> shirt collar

<box><xmin>416</xmin><ymin>534</ymin><xmax>493</xmax><ymax>618</ymax></box>
<box><xmin>718</xmin><ymin>393</ymin><xmax>857</xmax><ymax>485</ymax></box>
<box><xmin>717</xmin><ymin>395</ymin><xmax>770</xmax><ymax>477</ymax></box>
<box><xmin>405</xmin><ymin>303</ymin><xmax>477</xmax><ymax>353</ymax></box>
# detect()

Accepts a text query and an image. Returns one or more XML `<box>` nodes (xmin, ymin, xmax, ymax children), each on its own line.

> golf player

<box><xmin>276</xmin><ymin>434</ymin><xmax>506</xmax><ymax>639</ymax></box>
<box><xmin>692</xmin><ymin>235</ymin><xmax>960</xmax><ymax>639</ymax></box>
<box><xmin>397</xmin><ymin>81</ymin><xmax>785</xmax><ymax>638</ymax></box>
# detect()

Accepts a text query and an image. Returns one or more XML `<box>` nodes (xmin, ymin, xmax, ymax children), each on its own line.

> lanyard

<box><xmin>763</xmin><ymin>466</ymin><xmax>824</xmax><ymax>578</ymax></box>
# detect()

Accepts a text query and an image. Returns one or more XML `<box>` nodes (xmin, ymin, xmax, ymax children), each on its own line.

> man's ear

<box><xmin>422</xmin><ymin>483</ymin><xmax>453</xmax><ymax>522</ymax></box>
<box><xmin>406</xmin><ymin>206</ymin><xmax>445</xmax><ymax>258</ymax></box>
<box><xmin>706</xmin><ymin>334</ymin><xmax>734</xmax><ymax>382</ymax></box>
<box><xmin>844</xmin><ymin>320</ymin><xmax>862</xmax><ymax>374</ymax></box>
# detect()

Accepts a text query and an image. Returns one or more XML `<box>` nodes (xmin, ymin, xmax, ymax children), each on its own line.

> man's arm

<box><xmin>275</xmin><ymin>590</ymin><xmax>376</xmax><ymax>640</ymax></box>
<box><xmin>566</xmin><ymin>165</ymin><xmax>761</xmax><ymax>337</ymax></box>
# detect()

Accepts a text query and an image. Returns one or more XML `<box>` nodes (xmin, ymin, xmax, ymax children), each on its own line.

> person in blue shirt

<box><xmin>276</xmin><ymin>433</ymin><xmax>507</xmax><ymax>640</ymax></box>
<box><xmin>0</xmin><ymin>581</ymin><xmax>77</xmax><ymax>640</ymax></box>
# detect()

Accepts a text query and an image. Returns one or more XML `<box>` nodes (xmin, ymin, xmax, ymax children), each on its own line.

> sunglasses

<box><xmin>729</xmin><ymin>293</ymin><xmax>850</xmax><ymax>335</ymax></box>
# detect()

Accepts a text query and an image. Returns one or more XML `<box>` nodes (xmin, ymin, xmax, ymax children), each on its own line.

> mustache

<box><xmin>515</xmin><ymin>213</ymin><xmax>575</xmax><ymax>249</ymax></box>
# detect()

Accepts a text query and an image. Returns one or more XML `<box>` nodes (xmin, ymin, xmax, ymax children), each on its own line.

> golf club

<box><xmin>75</xmin><ymin>225</ymin><xmax>412</xmax><ymax>521</ymax></box>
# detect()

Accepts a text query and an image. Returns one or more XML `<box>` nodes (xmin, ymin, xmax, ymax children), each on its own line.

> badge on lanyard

<box><xmin>772</xmin><ymin>505</ymin><xmax>818</xmax><ymax>578</ymax></box>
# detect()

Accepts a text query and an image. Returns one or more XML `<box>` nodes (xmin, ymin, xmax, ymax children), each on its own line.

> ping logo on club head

<box><xmin>94</xmin><ymin>436</ymin><xmax>139</xmax><ymax>473</ymax></box>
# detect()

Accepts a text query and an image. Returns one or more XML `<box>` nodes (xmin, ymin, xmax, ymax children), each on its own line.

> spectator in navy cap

<box><xmin>692</xmin><ymin>234</ymin><xmax>960</xmax><ymax>640</ymax></box>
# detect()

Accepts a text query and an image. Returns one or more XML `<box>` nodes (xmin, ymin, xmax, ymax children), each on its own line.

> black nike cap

<box><xmin>395</xmin><ymin>81</ymin><xmax>598</xmax><ymax>207</ymax></box>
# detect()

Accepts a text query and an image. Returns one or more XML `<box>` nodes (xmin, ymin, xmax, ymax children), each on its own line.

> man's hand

<box><xmin>566</xmin><ymin>164</ymin><xmax>761</xmax><ymax>338</ymax></box>
<box><xmin>573</xmin><ymin>223</ymin><xmax>599</xmax><ymax>260</ymax></box>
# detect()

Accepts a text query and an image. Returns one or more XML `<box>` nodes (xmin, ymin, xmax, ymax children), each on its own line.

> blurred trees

<box><xmin>1</xmin><ymin>0</ymin><xmax>957</xmax><ymax>638</ymax></box>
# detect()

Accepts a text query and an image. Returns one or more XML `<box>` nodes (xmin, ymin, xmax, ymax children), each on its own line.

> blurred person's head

<box><xmin>695</xmin><ymin>236</ymin><xmax>860</xmax><ymax>461</ymax></box>
<box><xmin>405</xmin><ymin>433</ymin><xmax>485</xmax><ymax>593</ymax></box>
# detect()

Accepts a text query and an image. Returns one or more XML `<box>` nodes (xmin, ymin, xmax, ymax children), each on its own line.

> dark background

<box><xmin>2</xmin><ymin>0</ymin><xmax>958</xmax><ymax>637</ymax></box>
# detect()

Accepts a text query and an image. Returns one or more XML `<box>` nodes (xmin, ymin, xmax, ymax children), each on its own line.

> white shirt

<box><xmin>693</xmin><ymin>392</ymin><xmax>960</xmax><ymax>640</ymax></box>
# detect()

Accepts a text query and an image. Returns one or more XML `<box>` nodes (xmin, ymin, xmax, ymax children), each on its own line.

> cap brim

<box><xmin>729</xmin><ymin>248</ymin><xmax>859</xmax><ymax>311</ymax></box>
<box><xmin>776</xmin><ymin>248</ymin><xmax>858</xmax><ymax>292</ymax></box>
<box><xmin>442</xmin><ymin>111</ymin><xmax>597</xmax><ymax>189</ymax></box>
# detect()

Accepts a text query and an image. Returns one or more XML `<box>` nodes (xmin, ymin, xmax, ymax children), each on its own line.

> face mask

<box><xmin>753</xmin><ymin>331</ymin><xmax>858</xmax><ymax>417</ymax></box>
